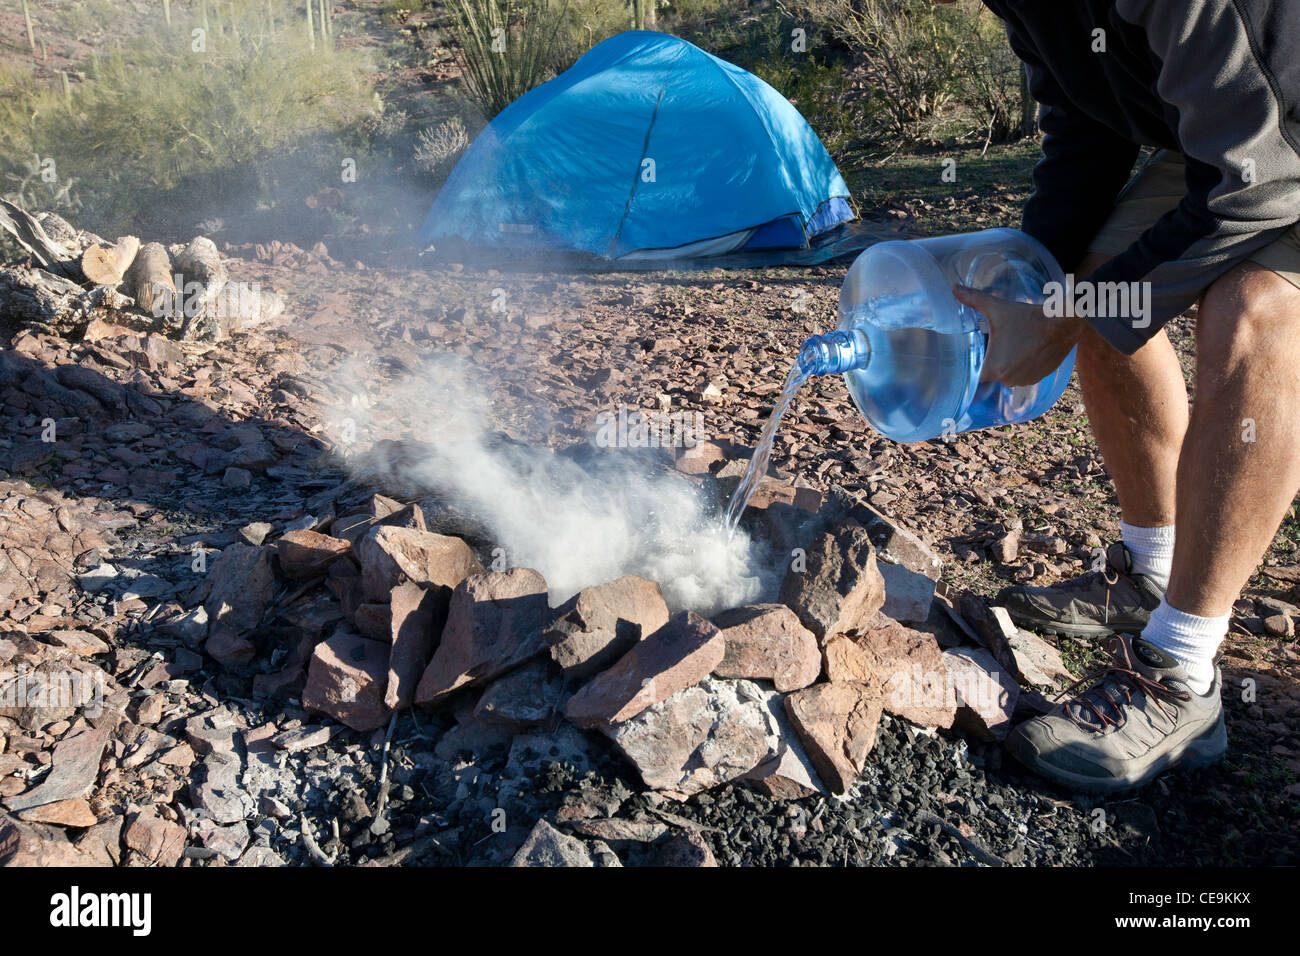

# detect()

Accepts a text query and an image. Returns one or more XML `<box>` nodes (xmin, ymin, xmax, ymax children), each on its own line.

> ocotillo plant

<box><xmin>307</xmin><ymin>0</ymin><xmax>316</xmax><ymax>51</ymax></box>
<box><xmin>163</xmin><ymin>0</ymin><xmax>172</xmax><ymax>27</ymax></box>
<box><xmin>445</xmin><ymin>0</ymin><xmax>570</xmax><ymax>118</ymax></box>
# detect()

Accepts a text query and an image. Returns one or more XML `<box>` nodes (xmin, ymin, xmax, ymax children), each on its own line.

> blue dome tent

<box><xmin>418</xmin><ymin>31</ymin><xmax>874</xmax><ymax>266</ymax></box>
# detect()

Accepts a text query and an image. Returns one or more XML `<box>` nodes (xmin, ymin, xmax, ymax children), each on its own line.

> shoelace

<box><xmin>1102</xmin><ymin>563</ymin><xmax>1119</xmax><ymax>626</ymax></box>
<box><xmin>1049</xmin><ymin>555</ymin><xmax>1123</xmax><ymax>623</ymax></box>
<box><xmin>1056</xmin><ymin>635</ymin><xmax>1190</xmax><ymax>731</ymax></box>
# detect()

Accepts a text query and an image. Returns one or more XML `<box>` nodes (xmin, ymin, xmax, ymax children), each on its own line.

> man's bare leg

<box><xmin>1002</xmin><ymin>261</ymin><xmax>1300</xmax><ymax>789</ymax></box>
<box><xmin>1166</xmin><ymin>262</ymin><xmax>1300</xmax><ymax>617</ymax></box>
<box><xmin>1073</xmin><ymin>252</ymin><xmax>1189</xmax><ymax>528</ymax></box>
<box><xmin>996</xmin><ymin>253</ymin><xmax>1189</xmax><ymax>635</ymax></box>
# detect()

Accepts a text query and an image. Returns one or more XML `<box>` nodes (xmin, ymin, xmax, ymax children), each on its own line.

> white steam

<box><xmin>327</xmin><ymin>356</ymin><xmax>777</xmax><ymax>614</ymax></box>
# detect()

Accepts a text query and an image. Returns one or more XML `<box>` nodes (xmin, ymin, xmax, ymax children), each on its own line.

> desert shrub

<box><xmin>551</xmin><ymin>0</ymin><xmax>636</xmax><ymax>64</ymax></box>
<box><xmin>415</xmin><ymin>116</ymin><xmax>471</xmax><ymax>181</ymax></box>
<box><xmin>0</xmin><ymin>0</ymin><xmax>384</xmax><ymax>233</ymax></box>
<box><xmin>795</xmin><ymin>0</ymin><xmax>1030</xmax><ymax>146</ymax></box>
<box><xmin>805</xmin><ymin>0</ymin><xmax>963</xmax><ymax>140</ymax></box>
<box><xmin>0</xmin><ymin>63</ymin><xmax>78</xmax><ymax>212</ymax></box>
<box><xmin>381</xmin><ymin>0</ymin><xmax>427</xmax><ymax>17</ymax></box>
<box><xmin>951</xmin><ymin>1</ymin><xmax>1030</xmax><ymax>145</ymax></box>
<box><xmin>658</xmin><ymin>0</ymin><xmax>735</xmax><ymax>29</ymax></box>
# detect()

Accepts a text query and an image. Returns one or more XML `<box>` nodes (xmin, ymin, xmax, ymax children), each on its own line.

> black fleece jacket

<box><xmin>983</xmin><ymin>0</ymin><xmax>1300</xmax><ymax>353</ymax></box>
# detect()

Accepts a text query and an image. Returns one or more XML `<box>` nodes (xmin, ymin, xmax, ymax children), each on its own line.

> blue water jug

<box><xmin>797</xmin><ymin>228</ymin><xmax>1075</xmax><ymax>443</ymax></box>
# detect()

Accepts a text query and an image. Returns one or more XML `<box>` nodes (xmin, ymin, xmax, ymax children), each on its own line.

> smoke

<box><xmin>327</xmin><ymin>355</ymin><xmax>780</xmax><ymax>615</ymax></box>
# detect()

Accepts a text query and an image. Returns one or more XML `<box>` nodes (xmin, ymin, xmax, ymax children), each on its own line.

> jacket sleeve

<box><xmin>1086</xmin><ymin>0</ymin><xmax>1300</xmax><ymax>354</ymax></box>
<box><xmin>1006</xmin><ymin>26</ymin><xmax>1142</xmax><ymax>276</ymax></box>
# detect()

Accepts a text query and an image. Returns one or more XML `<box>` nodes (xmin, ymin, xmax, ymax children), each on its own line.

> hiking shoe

<box><xmin>1004</xmin><ymin>634</ymin><xmax>1226</xmax><ymax>794</ymax></box>
<box><xmin>996</xmin><ymin>541</ymin><xmax>1164</xmax><ymax>638</ymax></box>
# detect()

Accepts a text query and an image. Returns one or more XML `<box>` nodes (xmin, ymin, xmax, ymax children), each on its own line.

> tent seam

<box><xmin>605</xmin><ymin>84</ymin><xmax>668</xmax><ymax>257</ymax></box>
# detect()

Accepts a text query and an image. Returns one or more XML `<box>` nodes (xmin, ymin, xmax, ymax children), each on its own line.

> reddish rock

<box><xmin>546</xmin><ymin>575</ymin><xmax>670</xmax><ymax>679</ymax></box>
<box><xmin>0</xmin><ymin>657</ymin><xmax>110</xmax><ymax>731</ymax></box>
<box><xmin>473</xmin><ymin>657</ymin><xmax>563</xmax><ymax>730</ymax></box>
<box><xmin>414</xmin><ymin>568</ymin><xmax>551</xmax><ymax>705</ymax></box>
<box><xmin>991</xmin><ymin>532</ymin><xmax>1020</xmax><ymax>564</ymax></box>
<box><xmin>510</xmin><ymin>818</ymin><xmax>620</xmax><ymax>867</ymax></box>
<box><xmin>711</xmin><ymin>603</ymin><xmax>821</xmax><ymax>691</ymax></box>
<box><xmin>353</xmin><ymin>603</ymin><xmax>392</xmax><ymax>642</ymax></box>
<box><xmin>158</xmin><ymin>743</ymin><xmax>195</xmax><ymax>768</ymax></box>
<box><xmin>959</xmin><ymin>592</ymin><xmax>1073</xmax><ymax>688</ymax></box>
<box><xmin>778</xmin><ymin>522</ymin><xmax>885</xmax><ymax>643</ymax></box>
<box><xmin>783</xmin><ymin>682</ymin><xmax>884</xmax><ymax>794</ymax></box>
<box><xmin>331</xmin><ymin>512</ymin><xmax>378</xmax><ymax>549</ymax></box>
<box><xmin>275</xmin><ymin>530</ymin><xmax>351</xmax><ymax>580</ymax></box>
<box><xmin>3</xmin><ymin>727</ymin><xmax>108</xmax><ymax>813</ymax></box>
<box><xmin>327</xmin><ymin>562</ymin><xmax>365</xmax><ymax>622</ymax></box>
<box><xmin>0</xmin><ymin>814</ymin><xmax>106</xmax><ymax>866</ymax></box>
<box><xmin>41</xmin><ymin>629</ymin><xmax>109</xmax><ymax>657</ymax></box>
<box><xmin>942</xmin><ymin>647</ymin><xmax>1019</xmax><ymax>741</ymax></box>
<box><xmin>123</xmin><ymin>808</ymin><xmax>186</xmax><ymax>867</ymax></box>
<box><xmin>17</xmin><ymin>798</ymin><xmax>97</xmax><ymax>827</ymax></box>
<box><xmin>75</xmin><ymin>818</ymin><xmax>123</xmax><ymax>865</ymax></box>
<box><xmin>355</xmin><ymin>526</ymin><xmax>482</xmax><ymax>604</ymax></box>
<box><xmin>205</xmin><ymin>627</ymin><xmax>256</xmax><ymax>667</ymax></box>
<box><xmin>823</xmin><ymin>619</ymin><xmax>956</xmax><ymax>728</ymax></box>
<box><xmin>302</xmin><ymin>633</ymin><xmax>391</xmax><ymax>731</ymax></box>
<box><xmin>651</xmin><ymin>830</ymin><xmax>717</xmax><ymax>867</ymax></box>
<box><xmin>269</xmin><ymin>725</ymin><xmax>333</xmax><ymax>752</ymax></box>
<box><xmin>204</xmin><ymin>543</ymin><xmax>274</xmax><ymax>636</ymax></box>
<box><xmin>133</xmin><ymin>693</ymin><xmax>165</xmax><ymax>726</ymax></box>
<box><xmin>743</xmin><ymin>747</ymin><xmax>822</xmax><ymax>801</ymax></box>
<box><xmin>565</xmin><ymin>611</ymin><xmax>725</xmax><ymax>729</ymax></box>
<box><xmin>824</xmin><ymin>487</ymin><xmax>942</xmax><ymax>622</ymax></box>
<box><xmin>727</xmin><ymin>474</ymin><xmax>823</xmax><ymax>514</ymax></box>
<box><xmin>600</xmin><ymin>677</ymin><xmax>780</xmax><ymax>798</ymax></box>
<box><xmin>1263</xmin><ymin>613</ymin><xmax>1294</xmax><ymax>638</ymax></box>
<box><xmin>384</xmin><ymin>582</ymin><xmax>439</xmax><ymax>710</ymax></box>
<box><xmin>673</xmin><ymin>441</ymin><xmax>728</xmax><ymax>476</ymax></box>
<box><xmin>827</xmin><ymin>487</ymin><xmax>944</xmax><ymax>578</ymax></box>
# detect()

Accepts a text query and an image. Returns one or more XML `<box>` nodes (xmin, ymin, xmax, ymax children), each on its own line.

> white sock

<box><xmin>1121</xmin><ymin>521</ymin><xmax>1175</xmax><ymax>590</ymax></box>
<box><xmin>1140</xmin><ymin>597</ymin><xmax>1227</xmax><ymax>695</ymax></box>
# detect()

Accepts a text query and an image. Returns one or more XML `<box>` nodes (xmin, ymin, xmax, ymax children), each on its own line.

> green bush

<box><xmin>951</xmin><ymin>1</ymin><xmax>1029</xmax><ymax>145</ymax></box>
<box><xmin>806</xmin><ymin>0</ymin><xmax>963</xmax><ymax>140</ymax></box>
<box><xmin>552</xmin><ymin>0</ymin><xmax>635</xmax><ymax>64</ymax></box>
<box><xmin>798</xmin><ymin>0</ymin><xmax>1029</xmax><ymax>146</ymax></box>
<box><xmin>0</xmin><ymin>0</ymin><xmax>384</xmax><ymax>233</ymax></box>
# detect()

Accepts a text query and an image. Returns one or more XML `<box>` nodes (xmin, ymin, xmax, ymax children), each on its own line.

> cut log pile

<box><xmin>0</xmin><ymin>201</ymin><xmax>283</xmax><ymax>342</ymax></box>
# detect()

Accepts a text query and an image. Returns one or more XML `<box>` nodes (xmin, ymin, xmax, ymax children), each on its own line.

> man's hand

<box><xmin>952</xmin><ymin>285</ymin><xmax>1082</xmax><ymax>387</ymax></box>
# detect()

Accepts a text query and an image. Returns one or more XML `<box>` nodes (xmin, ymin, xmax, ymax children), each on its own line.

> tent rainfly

<box><xmin>418</xmin><ymin>31</ymin><xmax>856</xmax><ymax>262</ymax></box>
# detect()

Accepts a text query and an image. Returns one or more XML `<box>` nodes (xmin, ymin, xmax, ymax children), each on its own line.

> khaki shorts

<box><xmin>1086</xmin><ymin>148</ymin><xmax>1300</xmax><ymax>290</ymax></box>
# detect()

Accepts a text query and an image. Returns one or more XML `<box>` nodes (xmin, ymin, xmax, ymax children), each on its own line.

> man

<box><xmin>946</xmin><ymin>0</ymin><xmax>1300</xmax><ymax>792</ymax></box>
